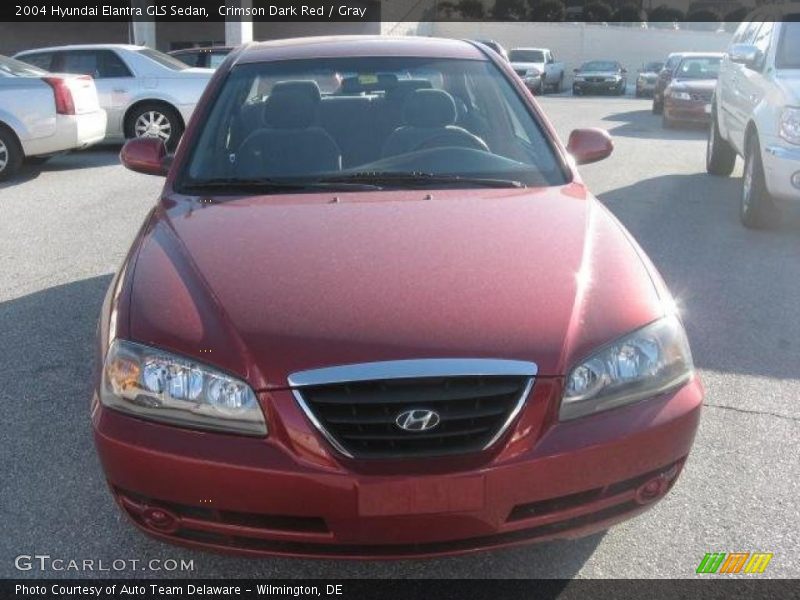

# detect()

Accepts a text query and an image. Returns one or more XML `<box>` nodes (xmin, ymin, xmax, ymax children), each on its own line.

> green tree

<box><xmin>457</xmin><ymin>0</ymin><xmax>486</xmax><ymax>18</ymax></box>
<box><xmin>583</xmin><ymin>0</ymin><xmax>613</xmax><ymax>21</ymax></box>
<box><xmin>528</xmin><ymin>0</ymin><xmax>566</xmax><ymax>21</ymax></box>
<box><xmin>492</xmin><ymin>0</ymin><xmax>528</xmax><ymax>20</ymax></box>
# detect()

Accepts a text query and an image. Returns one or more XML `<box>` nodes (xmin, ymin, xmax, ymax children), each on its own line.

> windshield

<box><xmin>180</xmin><ymin>56</ymin><xmax>566</xmax><ymax>194</ymax></box>
<box><xmin>675</xmin><ymin>57</ymin><xmax>721</xmax><ymax>79</ymax></box>
<box><xmin>136</xmin><ymin>48</ymin><xmax>189</xmax><ymax>71</ymax></box>
<box><xmin>0</xmin><ymin>54</ymin><xmax>47</xmax><ymax>77</ymax></box>
<box><xmin>776</xmin><ymin>21</ymin><xmax>800</xmax><ymax>69</ymax></box>
<box><xmin>644</xmin><ymin>62</ymin><xmax>664</xmax><ymax>72</ymax></box>
<box><xmin>580</xmin><ymin>61</ymin><xmax>618</xmax><ymax>72</ymax></box>
<box><xmin>509</xmin><ymin>50</ymin><xmax>545</xmax><ymax>63</ymax></box>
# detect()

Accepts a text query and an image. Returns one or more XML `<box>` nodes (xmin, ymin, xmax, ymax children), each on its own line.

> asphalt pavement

<box><xmin>1</xmin><ymin>95</ymin><xmax>798</xmax><ymax>579</ymax></box>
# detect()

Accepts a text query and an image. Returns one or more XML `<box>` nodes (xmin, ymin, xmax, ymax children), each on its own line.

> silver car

<box><xmin>14</xmin><ymin>44</ymin><xmax>213</xmax><ymax>149</ymax></box>
<box><xmin>0</xmin><ymin>54</ymin><xmax>106</xmax><ymax>181</ymax></box>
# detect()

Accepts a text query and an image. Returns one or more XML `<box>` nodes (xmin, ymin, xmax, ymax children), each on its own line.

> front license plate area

<box><xmin>358</xmin><ymin>475</ymin><xmax>485</xmax><ymax>516</ymax></box>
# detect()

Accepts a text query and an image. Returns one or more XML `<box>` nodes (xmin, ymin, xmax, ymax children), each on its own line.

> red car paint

<box><xmin>93</xmin><ymin>37</ymin><xmax>703</xmax><ymax>558</ymax></box>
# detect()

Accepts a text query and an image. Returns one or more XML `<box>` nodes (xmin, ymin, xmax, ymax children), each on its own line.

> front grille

<box><xmin>295</xmin><ymin>374</ymin><xmax>533</xmax><ymax>459</ymax></box>
<box><xmin>691</xmin><ymin>91</ymin><xmax>713</xmax><ymax>102</ymax></box>
<box><xmin>514</xmin><ymin>69</ymin><xmax>527</xmax><ymax>77</ymax></box>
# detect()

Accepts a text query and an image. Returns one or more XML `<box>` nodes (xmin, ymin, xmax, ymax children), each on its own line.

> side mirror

<box><xmin>120</xmin><ymin>137</ymin><xmax>169</xmax><ymax>176</ymax></box>
<box><xmin>621</xmin><ymin>68</ymin><xmax>628</xmax><ymax>74</ymax></box>
<box><xmin>729</xmin><ymin>43</ymin><xmax>763</xmax><ymax>70</ymax></box>
<box><xmin>566</xmin><ymin>128</ymin><xmax>614</xmax><ymax>165</ymax></box>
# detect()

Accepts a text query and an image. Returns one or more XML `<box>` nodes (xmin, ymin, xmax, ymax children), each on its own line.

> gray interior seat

<box><xmin>381</xmin><ymin>89</ymin><xmax>490</xmax><ymax>158</ymax></box>
<box><xmin>235</xmin><ymin>81</ymin><xmax>342</xmax><ymax>178</ymax></box>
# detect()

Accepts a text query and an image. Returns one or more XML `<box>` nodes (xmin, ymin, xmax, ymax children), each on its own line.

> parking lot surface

<box><xmin>1</xmin><ymin>95</ymin><xmax>798</xmax><ymax>579</ymax></box>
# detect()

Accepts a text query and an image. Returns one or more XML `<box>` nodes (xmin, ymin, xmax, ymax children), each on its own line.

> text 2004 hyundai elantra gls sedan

<box><xmin>92</xmin><ymin>36</ymin><xmax>703</xmax><ymax>558</ymax></box>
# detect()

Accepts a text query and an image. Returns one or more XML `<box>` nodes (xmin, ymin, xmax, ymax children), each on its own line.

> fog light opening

<box><xmin>791</xmin><ymin>171</ymin><xmax>800</xmax><ymax>190</ymax></box>
<box><xmin>635</xmin><ymin>476</ymin><xmax>668</xmax><ymax>505</ymax></box>
<box><xmin>142</xmin><ymin>506</ymin><xmax>180</xmax><ymax>533</ymax></box>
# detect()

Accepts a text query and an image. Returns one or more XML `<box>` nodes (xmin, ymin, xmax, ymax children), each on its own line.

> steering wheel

<box><xmin>414</xmin><ymin>131</ymin><xmax>490</xmax><ymax>154</ymax></box>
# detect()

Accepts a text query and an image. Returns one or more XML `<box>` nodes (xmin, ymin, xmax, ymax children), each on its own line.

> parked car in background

<box><xmin>662</xmin><ymin>53</ymin><xmax>723</xmax><ymax>128</ymax></box>
<box><xmin>14</xmin><ymin>44</ymin><xmax>213</xmax><ymax>150</ymax></box>
<box><xmin>652</xmin><ymin>52</ymin><xmax>685</xmax><ymax>114</ymax></box>
<box><xmin>0</xmin><ymin>54</ymin><xmax>105</xmax><ymax>180</ymax></box>
<box><xmin>95</xmin><ymin>36</ymin><xmax>703</xmax><ymax>558</ymax></box>
<box><xmin>635</xmin><ymin>61</ymin><xmax>664</xmax><ymax>97</ymax></box>
<box><xmin>509</xmin><ymin>48</ymin><xmax>565</xmax><ymax>93</ymax></box>
<box><xmin>572</xmin><ymin>60</ymin><xmax>627</xmax><ymax>96</ymax></box>
<box><xmin>169</xmin><ymin>46</ymin><xmax>233</xmax><ymax>69</ymax></box>
<box><xmin>707</xmin><ymin>18</ymin><xmax>800</xmax><ymax>228</ymax></box>
<box><xmin>474</xmin><ymin>39</ymin><xmax>509</xmax><ymax>61</ymax></box>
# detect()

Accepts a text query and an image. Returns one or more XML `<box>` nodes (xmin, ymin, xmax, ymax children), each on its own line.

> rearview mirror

<box><xmin>120</xmin><ymin>137</ymin><xmax>169</xmax><ymax>176</ymax></box>
<box><xmin>728</xmin><ymin>43</ymin><xmax>763</xmax><ymax>70</ymax></box>
<box><xmin>566</xmin><ymin>128</ymin><xmax>614</xmax><ymax>165</ymax></box>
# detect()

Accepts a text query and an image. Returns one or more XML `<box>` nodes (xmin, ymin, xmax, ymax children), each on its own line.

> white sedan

<box><xmin>0</xmin><ymin>55</ymin><xmax>106</xmax><ymax>181</ymax></box>
<box><xmin>14</xmin><ymin>44</ymin><xmax>214</xmax><ymax>150</ymax></box>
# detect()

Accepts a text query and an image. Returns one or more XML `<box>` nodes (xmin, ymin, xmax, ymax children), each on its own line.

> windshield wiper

<box><xmin>318</xmin><ymin>172</ymin><xmax>526</xmax><ymax>189</ymax></box>
<box><xmin>180</xmin><ymin>177</ymin><xmax>382</xmax><ymax>194</ymax></box>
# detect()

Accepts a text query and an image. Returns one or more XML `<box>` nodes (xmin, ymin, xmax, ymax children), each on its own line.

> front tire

<box><xmin>125</xmin><ymin>103</ymin><xmax>184</xmax><ymax>151</ymax></box>
<box><xmin>706</xmin><ymin>110</ymin><xmax>736</xmax><ymax>176</ymax></box>
<box><xmin>0</xmin><ymin>125</ymin><xmax>23</xmax><ymax>182</ymax></box>
<box><xmin>741</xmin><ymin>136</ymin><xmax>778</xmax><ymax>229</ymax></box>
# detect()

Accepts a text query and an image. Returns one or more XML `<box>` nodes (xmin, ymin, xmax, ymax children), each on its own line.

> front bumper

<box><xmin>93</xmin><ymin>376</ymin><xmax>703</xmax><ymax>558</ymax></box>
<box><xmin>573</xmin><ymin>80</ymin><xmax>623</xmax><ymax>94</ymax></box>
<box><xmin>762</xmin><ymin>139</ymin><xmax>800</xmax><ymax>204</ymax></box>
<box><xmin>636</xmin><ymin>80</ymin><xmax>657</xmax><ymax>95</ymax></box>
<box><xmin>664</xmin><ymin>98</ymin><xmax>712</xmax><ymax>123</ymax></box>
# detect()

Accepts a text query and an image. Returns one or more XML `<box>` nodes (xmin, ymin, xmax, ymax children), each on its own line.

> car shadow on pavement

<box><xmin>598</xmin><ymin>172</ymin><xmax>800</xmax><ymax>382</ymax></box>
<box><xmin>0</xmin><ymin>147</ymin><xmax>121</xmax><ymax>190</ymax></box>
<box><xmin>601</xmin><ymin>109</ymin><xmax>708</xmax><ymax>141</ymax></box>
<box><xmin>0</xmin><ymin>275</ymin><xmax>604</xmax><ymax>579</ymax></box>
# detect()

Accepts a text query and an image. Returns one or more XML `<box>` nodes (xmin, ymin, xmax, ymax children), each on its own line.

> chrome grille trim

<box><xmin>288</xmin><ymin>359</ymin><xmax>537</xmax><ymax>460</ymax></box>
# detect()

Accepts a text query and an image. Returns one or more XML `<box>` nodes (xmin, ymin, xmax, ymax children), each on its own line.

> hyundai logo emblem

<box><xmin>395</xmin><ymin>409</ymin><xmax>441</xmax><ymax>432</ymax></box>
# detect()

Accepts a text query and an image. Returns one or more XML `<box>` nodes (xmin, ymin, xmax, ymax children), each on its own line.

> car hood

<box><xmin>669</xmin><ymin>78</ymin><xmax>717</xmax><ymax>91</ymax></box>
<box><xmin>775</xmin><ymin>72</ymin><xmax>800</xmax><ymax>103</ymax></box>
<box><xmin>128</xmin><ymin>186</ymin><xmax>665</xmax><ymax>388</ymax></box>
<box><xmin>511</xmin><ymin>61</ymin><xmax>545</xmax><ymax>71</ymax></box>
<box><xmin>577</xmin><ymin>71</ymin><xmax>620</xmax><ymax>77</ymax></box>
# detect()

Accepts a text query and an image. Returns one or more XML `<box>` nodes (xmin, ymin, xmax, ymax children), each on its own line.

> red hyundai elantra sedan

<box><xmin>92</xmin><ymin>36</ymin><xmax>703</xmax><ymax>558</ymax></box>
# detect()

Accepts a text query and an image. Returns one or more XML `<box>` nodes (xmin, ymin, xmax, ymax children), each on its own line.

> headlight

<box><xmin>526</xmin><ymin>68</ymin><xmax>541</xmax><ymax>77</ymax></box>
<box><xmin>779</xmin><ymin>107</ymin><xmax>800</xmax><ymax>145</ymax></box>
<box><xmin>560</xmin><ymin>315</ymin><xmax>693</xmax><ymax>420</ymax></box>
<box><xmin>607</xmin><ymin>75</ymin><xmax>622</xmax><ymax>82</ymax></box>
<box><xmin>101</xmin><ymin>339</ymin><xmax>267</xmax><ymax>436</ymax></box>
<box><xmin>574</xmin><ymin>75</ymin><xmax>585</xmax><ymax>82</ymax></box>
<box><xmin>669</xmin><ymin>90</ymin><xmax>691</xmax><ymax>101</ymax></box>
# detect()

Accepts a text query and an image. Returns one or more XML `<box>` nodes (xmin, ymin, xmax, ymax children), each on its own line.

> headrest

<box><xmin>263</xmin><ymin>80</ymin><xmax>321</xmax><ymax>129</ymax></box>
<box><xmin>386</xmin><ymin>79</ymin><xmax>433</xmax><ymax>103</ymax></box>
<box><xmin>402</xmin><ymin>89</ymin><xmax>457</xmax><ymax>128</ymax></box>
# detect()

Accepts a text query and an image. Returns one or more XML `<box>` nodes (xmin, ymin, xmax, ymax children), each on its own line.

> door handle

<box><xmin>112</xmin><ymin>88</ymin><xmax>127</xmax><ymax>94</ymax></box>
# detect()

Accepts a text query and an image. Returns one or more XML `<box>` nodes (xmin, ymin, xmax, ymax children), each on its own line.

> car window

<box><xmin>665</xmin><ymin>55</ymin><xmax>681</xmax><ymax>71</ymax></box>
<box><xmin>752</xmin><ymin>22</ymin><xmax>774</xmax><ymax>58</ymax></box>
<box><xmin>644</xmin><ymin>62</ymin><xmax>663</xmax><ymax>72</ymax></box>
<box><xmin>675</xmin><ymin>57</ymin><xmax>721</xmax><ymax>79</ymax></box>
<box><xmin>136</xmin><ymin>48</ymin><xmax>189</xmax><ymax>71</ymax></box>
<box><xmin>174</xmin><ymin>51</ymin><xmax>200</xmax><ymax>67</ymax></box>
<box><xmin>737</xmin><ymin>21</ymin><xmax>762</xmax><ymax>45</ymax></box>
<box><xmin>776</xmin><ymin>21</ymin><xmax>800</xmax><ymax>69</ymax></box>
<box><xmin>181</xmin><ymin>56</ymin><xmax>566</xmax><ymax>193</ymax></box>
<box><xmin>0</xmin><ymin>55</ymin><xmax>47</xmax><ymax>77</ymax></box>
<box><xmin>16</xmin><ymin>52</ymin><xmax>53</xmax><ymax>71</ymax></box>
<box><xmin>209</xmin><ymin>53</ymin><xmax>228</xmax><ymax>69</ymax></box>
<box><xmin>61</xmin><ymin>50</ymin><xmax>132</xmax><ymax>79</ymax></box>
<box><xmin>581</xmin><ymin>61</ymin><xmax>618</xmax><ymax>71</ymax></box>
<box><xmin>509</xmin><ymin>50</ymin><xmax>545</xmax><ymax>63</ymax></box>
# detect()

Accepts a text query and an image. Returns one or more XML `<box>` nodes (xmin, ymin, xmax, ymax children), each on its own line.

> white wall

<box><xmin>430</xmin><ymin>22</ymin><xmax>732</xmax><ymax>82</ymax></box>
